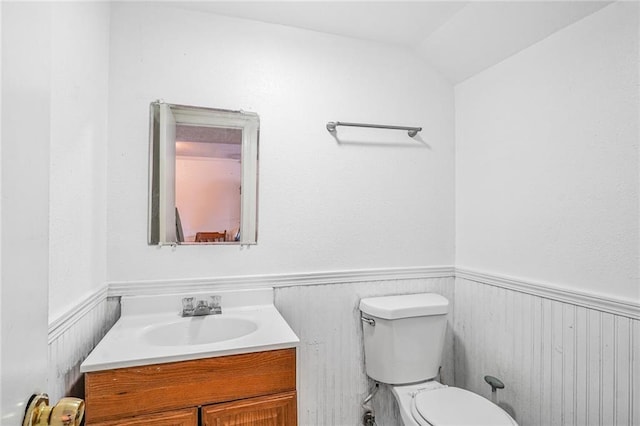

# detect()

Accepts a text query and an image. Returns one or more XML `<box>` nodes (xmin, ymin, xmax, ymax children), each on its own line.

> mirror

<box><xmin>148</xmin><ymin>102</ymin><xmax>259</xmax><ymax>245</ymax></box>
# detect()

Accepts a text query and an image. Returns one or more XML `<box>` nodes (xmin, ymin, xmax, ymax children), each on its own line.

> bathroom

<box><xmin>1</xmin><ymin>1</ymin><xmax>638</xmax><ymax>425</ymax></box>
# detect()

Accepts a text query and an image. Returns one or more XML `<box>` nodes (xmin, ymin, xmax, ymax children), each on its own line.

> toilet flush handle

<box><xmin>361</xmin><ymin>315</ymin><xmax>375</xmax><ymax>326</ymax></box>
<box><xmin>484</xmin><ymin>375</ymin><xmax>505</xmax><ymax>404</ymax></box>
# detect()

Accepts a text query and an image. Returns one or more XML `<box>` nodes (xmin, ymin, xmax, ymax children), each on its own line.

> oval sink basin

<box><xmin>143</xmin><ymin>316</ymin><xmax>258</xmax><ymax>346</ymax></box>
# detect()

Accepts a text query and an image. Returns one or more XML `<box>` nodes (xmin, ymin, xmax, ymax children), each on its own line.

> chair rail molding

<box><xmin>47</xmin><ymin>265</ymin><xmax>639</xmax><ymax>341</ymax></box>
<box><xmin>456</xmin><ymin>267</ymin><xmax>640</xmax><ymax>320</ymax></box>
<box><xmin>107</xmin><ymin>265</ymin><xmax>456</xmax><ymax>297</ymax></box>
<box><xmin>48</xmin><ymin>286</ymin><xmax>109</xmax><ymax>344</ymax></box>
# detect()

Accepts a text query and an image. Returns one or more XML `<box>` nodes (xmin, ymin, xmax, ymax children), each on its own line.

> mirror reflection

<box><xmin>148</xmin><ymin>102</ymin><xmax>259</xmax><ymax>245</ymax></box>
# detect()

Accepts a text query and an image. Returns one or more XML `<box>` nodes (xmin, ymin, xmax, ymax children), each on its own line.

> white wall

<box><xmin>0</xmin><ymin>0</ymin><xmax>4</xmax><ymax>417</ymax></box>
<box><xmin>107</xmin><ymin>3</ymin><xmax>455</xmax><ymax>283</ymax></box>
<box><xmin>49</xmin><ymin>2</ymin><xmax>110</xmax><ymax>322</ymax></box>
<box><xmin>1</xmin><ymin>2</ymin><xmax>110</xmax><ymax>420</ymax></box>
<box><xmin>1</xmin><ymin>3</ymin><xmax>51</xmax><ymax>422</ymax></box>
<box><xmin>455</xmin><ymin>2</ymin><xmax>639</xmax><ymax>302</ymax></box>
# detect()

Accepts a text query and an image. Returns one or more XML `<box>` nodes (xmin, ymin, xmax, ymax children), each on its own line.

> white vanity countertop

<box><xmin>80</xmin><ymin>288</ymin><xmax>299</xmax><ymax>373</ymax></box>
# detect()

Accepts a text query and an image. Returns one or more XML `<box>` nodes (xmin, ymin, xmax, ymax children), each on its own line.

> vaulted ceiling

<box><xmin>170</xmin><ymin>1</ymin><xmax>611</xmax><ymax>83</ymax></box>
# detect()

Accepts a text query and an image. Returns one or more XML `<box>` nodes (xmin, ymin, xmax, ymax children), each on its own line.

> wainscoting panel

<box><xmin>454</xmin><ymin>277</ymin><xmax>638</xmax><ymax>426</ymax></box>
<box><xmin>48</xmin><ymin>269</ymin><xmax>636</xmax><ymax>426</ymax></box>
<box><xmin>274</xmin><ymin>277</ymin><xmax>455</xmax><ymax>426</ymax></box>
<box><xmin>48</xmin><ymin>296</ymin><xmax>120</xmax><ymax>402</ymax></box>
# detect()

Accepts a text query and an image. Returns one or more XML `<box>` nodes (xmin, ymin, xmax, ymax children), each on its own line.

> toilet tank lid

<box><xmin>359</xmin><ymin>293</ymin><xmax>448</xmax><ymax>319</ymax></box>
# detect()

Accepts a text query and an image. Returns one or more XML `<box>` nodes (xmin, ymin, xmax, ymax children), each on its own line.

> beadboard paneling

<box><xmin>274</xmin><ymin>277</ymin><xmax>455</xmax><ymax>426</ymax></box>
<box><xmin>48</xmin><ymin>296</ymin><xmax>120</xmax><ymax>402</ymax></box>
<box><xmin>454</xmin><ymin>277</ymin><xmax>639</xmax><ymax>426</ymax></box>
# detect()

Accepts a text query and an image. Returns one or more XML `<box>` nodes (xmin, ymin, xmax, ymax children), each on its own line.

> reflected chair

<box><xmin>195</xmin><ymin>231</ymin><xmax>227</xmax><ymax>242</ymax></box>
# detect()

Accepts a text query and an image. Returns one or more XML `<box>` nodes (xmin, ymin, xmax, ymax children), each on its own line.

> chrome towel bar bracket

<box><xmin>326</xmin><ymin>121</ymin><xmax>422</xmax><ymax>137</ymax></box>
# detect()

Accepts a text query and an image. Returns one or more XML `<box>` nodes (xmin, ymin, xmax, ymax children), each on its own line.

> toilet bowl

<box><xmin>360</xmin><ymin>293</ymin><xmax>518</xmax><ymax>426</ymax></box>
<box><xmin>392</xmin><ymin>381</ymin><xmax>518</xmax><ymax>426</ymax></box>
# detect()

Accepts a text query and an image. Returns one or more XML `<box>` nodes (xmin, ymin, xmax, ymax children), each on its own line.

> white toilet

<box><xmin>360</xmin><ymin>293</ymin><xmax>518</xmax><ymax>426</ymax></box>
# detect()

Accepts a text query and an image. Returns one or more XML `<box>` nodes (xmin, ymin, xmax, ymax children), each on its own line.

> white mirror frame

<box><xmin>148</xmin><ymin>102</ymin><xmax>259</xmax><ymax>245</ymax></box>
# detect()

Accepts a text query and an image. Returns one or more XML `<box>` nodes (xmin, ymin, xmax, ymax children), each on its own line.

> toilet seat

<box><xmin>410</xmin><ymin>387</ymin><xmax>517</xmax><ymax>426</ymax></box>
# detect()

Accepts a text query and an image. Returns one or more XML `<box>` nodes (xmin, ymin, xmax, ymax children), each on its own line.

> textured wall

<box><xmin>2</xmin><ymin>3</ymin><xmax>111</xmax><ymax>422</ymax></box>
<box><xmin>106</xmin><ymin>2</ymin><xmax>455</xmax><ymax>283</ymax></box>
<box><xmin>454</xmin><ymin>278</ymin><xmax>639</xmax><ymax>426</ymax></box>
<box><xmin>49</xmin><ymin>1</ymin><xmax>110</xmax><ymax>322</ymax></box>
<box><xmin>455</xmin><ymin>2</ymin><xmax>639</xmax><ymax>301</ymax></box>
<box><xmin>453</xmin><ymin>5</ymin><xmax>639</xmax><ymax>423</ymax></box>
<box><xmin>1</xmin><ymin>3</ymin><xmax>52</xmax><ymax>421</ymax></box>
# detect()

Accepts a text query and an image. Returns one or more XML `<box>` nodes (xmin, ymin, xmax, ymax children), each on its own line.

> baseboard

<box><xmin>456</xmin><ymin>267</ymin><xmax>640</xmax><ymax>320</ymax></box>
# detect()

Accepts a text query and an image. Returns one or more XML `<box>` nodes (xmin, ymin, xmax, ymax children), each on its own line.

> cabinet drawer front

<box><xmin>202</xmin><ymin>391</ymin><xmax>297</xmax><ymax>426</ymax></box>
<box><xmin>85</xmin><ymin>349</ymin><xmax>296</xmax><ymax>423</ymax></box>
<box><xmin>90</xmin><ymin>407</ymin><xmax>198</xmax><ymax>426</ymax></box>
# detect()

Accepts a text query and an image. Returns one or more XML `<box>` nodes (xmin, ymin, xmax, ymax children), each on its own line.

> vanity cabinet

<box><xmin>84</xmin><ymin>348</ymin><xmax>296</xmax><ymax>426</ymax></box>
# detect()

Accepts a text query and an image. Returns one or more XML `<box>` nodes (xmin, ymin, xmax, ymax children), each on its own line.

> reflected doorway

<box><xmin>175</xmin><ymin>125</ymin><xmax>242</xmax><ymax>243</ymax></box>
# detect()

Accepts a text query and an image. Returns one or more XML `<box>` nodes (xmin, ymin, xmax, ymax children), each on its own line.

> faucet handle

<box><xmin>210</xmin><ymin>295</ymin><xmax>222</xmax><ymax>314</ymax></box>
<box><xmin>182</xmin><ymin>297</ymin><xmax>194</xmax><ymax>309</ymax></box>
<box><xmin>182</xmin><ymin>297</ymin><xmax>195</xmax><ymax>315</ymax></box>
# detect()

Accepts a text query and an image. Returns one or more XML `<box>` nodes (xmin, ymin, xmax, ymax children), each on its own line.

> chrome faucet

<box><xmin>181</xmin><ymin>296</ymin><xmax>222</xmax><ymax>317</ymax></box>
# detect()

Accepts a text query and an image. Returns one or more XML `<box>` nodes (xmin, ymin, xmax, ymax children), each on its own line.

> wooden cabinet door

<box><xmin>90</xmin><ymin>408</ymin><xmax>197</xmax><ymax>426</ymax></box>
<box><xmin>202</xmin><ymin>391</ymin><xmax>297</xmax><ymax>426</ymax></box>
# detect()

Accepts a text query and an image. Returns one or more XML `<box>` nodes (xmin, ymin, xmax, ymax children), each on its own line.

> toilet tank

<box><xmin>359</xmin><ymin>293</ymin><xmax>448</xmax><ymax>385</ymax></box>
